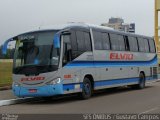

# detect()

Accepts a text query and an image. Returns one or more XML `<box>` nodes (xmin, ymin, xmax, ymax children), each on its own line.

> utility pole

<box><xmin>155</xmin><ymin>0</ymin><xmax>160</xmax><ymax>52</ymax></box>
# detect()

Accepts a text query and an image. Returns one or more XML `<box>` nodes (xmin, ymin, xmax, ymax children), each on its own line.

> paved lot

<box><xmin>0</xmin><ymin>82</ymin><xmax>160</xmax><ymax>114</ymax></box>
<box><xmin>0</xmin><ymin>90</ymin><xmax>16</xmax><ymax>100</ymax></box>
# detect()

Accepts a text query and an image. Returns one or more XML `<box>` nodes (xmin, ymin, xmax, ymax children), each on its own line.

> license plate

<box><xmin>29</xmin><ymin>89</ymin><xmax>37</xmax><ymax>93</ymax></box>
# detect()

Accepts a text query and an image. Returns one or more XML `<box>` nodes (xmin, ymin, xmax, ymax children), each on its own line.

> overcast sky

<box><xmin>0</xmin><ymin>0</ymin><xmax>156</xmax><ymax>45</ymax></box>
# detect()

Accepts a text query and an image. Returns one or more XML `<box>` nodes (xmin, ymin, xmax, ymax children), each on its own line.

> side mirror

<box><xmin>2</xmin><ymin>38</ymin><xmax>14</xmax><ymax>55</ymax></box>
<box><xmin>53</xmin><ymin>33</ymin><xmax>60</xmax><ymax>48</ymax></box>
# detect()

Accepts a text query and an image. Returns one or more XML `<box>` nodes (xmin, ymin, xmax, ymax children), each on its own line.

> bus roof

<box><xmin>12</xmin><ymin>23</ymin><xmax>153</xmax><ymax>40</ymax></box>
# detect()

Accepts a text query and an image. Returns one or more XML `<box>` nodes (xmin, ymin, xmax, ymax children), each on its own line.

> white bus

<box><xmin>2</xmin><ymin>23</ymin><xmax>158</xmax><ymax>99</ymax></box>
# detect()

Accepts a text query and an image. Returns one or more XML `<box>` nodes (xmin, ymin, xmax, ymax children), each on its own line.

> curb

<box><xmin>0</xmin><ymin>97</ymin><xmax>35</xmax><ymax>106</ymax></box>
<box><xmin>0</xmin><ymin>86</ymin><xmax>12</xmax><ymax>91</ymax></box>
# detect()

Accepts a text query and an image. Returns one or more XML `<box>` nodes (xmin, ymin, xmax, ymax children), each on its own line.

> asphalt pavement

<box><xmin>0</xmin><ymin>82</ymin><xmax>160</xmax><ymax>114</ymax></box>
<box><xmin>0</xmin><ymin>90</ymin><xmax>17</xmax><ymax>100</ymax></box>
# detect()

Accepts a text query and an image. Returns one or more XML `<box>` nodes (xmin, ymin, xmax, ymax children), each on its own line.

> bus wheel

<box><xmin>80</xmin><ymin>77</ymin><xmax>92</xmax><ymax>100</ymax></box>
<box><xmin>138</xmin><ymin>73</ymin><xmax>145</xmax><ymax>89</ymax></box>
<box><xmin>132</xmin><ymin>73</ymin><xmax>145</xmax><ymax>89</ymax></box>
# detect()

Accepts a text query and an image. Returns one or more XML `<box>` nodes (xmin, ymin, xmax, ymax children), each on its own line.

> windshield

<box><xmin>13</xmin><ymin>31</ymin><xmax>60</xmax><ymax>75</ymax></box>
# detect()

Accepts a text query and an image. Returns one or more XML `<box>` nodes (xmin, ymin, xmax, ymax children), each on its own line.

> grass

<box><xmin>0</xmin><ymin>60</ymin><xmax>13</xmax><ymax>87</ymax></box>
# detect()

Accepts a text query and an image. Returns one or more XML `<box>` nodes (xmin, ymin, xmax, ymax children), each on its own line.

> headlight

<box><xmin>46</xmin><ymin>78</ymin><xmax>61</xmax><ymax>85</ymax></box>
<box><xmin>13</xmin><ymin>82</ymin><xmax>20</xmax><ymax>87</ymax></box>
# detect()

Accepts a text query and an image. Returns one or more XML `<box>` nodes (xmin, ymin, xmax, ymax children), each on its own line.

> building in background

<box><xmin>101</xmin><ymin>17</ymin><xmax>135</xmax><ymax>33</ymax></box>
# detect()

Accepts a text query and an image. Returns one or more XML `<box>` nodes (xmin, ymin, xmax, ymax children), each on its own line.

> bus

<box><xmin>2</xmin><ymin>23</ymin><xmax>158</xmax><ymax>99</ymax></box>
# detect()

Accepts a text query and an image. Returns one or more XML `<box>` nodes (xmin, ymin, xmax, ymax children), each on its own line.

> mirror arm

<box><xmin>2</xmin><ymin>38</ymin><xmax>14</xmax><ymax>55</ymax></box>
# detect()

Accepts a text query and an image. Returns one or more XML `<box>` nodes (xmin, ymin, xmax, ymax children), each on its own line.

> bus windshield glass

<box><xmin>13</xmin><ymin>31</ymin><xmax>60</xmax><ymax>75</ymax></box>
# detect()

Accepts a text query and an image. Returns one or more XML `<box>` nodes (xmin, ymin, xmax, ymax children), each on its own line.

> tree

<box><xmin>0</xmin><ymin>45</ymin><xmax>15</xmax><ymax>59</ymax></box>
<box><xmin>0</xmin><ymin>45</ymin><xmax>3</xmax><ymax>59</ymax></box>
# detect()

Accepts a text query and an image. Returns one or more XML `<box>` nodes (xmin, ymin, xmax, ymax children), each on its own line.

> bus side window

<box><xmin>102</xmin><ymin>33</ymin><xmax>110</xmax><ymax>50</ymax></box>
<box><xmin>62</xmin><ymin>34</ymin><xmax>72</xmax><ymax>66</ymax></box>
<box><xmin>93</xmin><ymin>31</ymin><xmax>103</xmax><ymax>50</ymax></box>
<box><xmin>93</xmin><ymin>31</ymin><xmax>110</xmax><ymax>50</ymax></box>
<box><xmin>70</xmin><ymin>30</ymin><xmax>78</xmax><ymax>51</ymax></box>
<box><xmin>137</xmin><ymin>38</ymin><xmax>145</xmax><ymax>52</ymax></box>
<box><xmin>128</xmin><ymin>36</ymin><xmax>138</xmax><ymax>52</ymax></box>
<box><xmin>143</xmin><ymin>38</ymin><xmax>150</xmax><ymax>53</ymax></box>
<box><xmin>76</xmin><ymin>31</ymin><xmax>85</xmax><ymax>51</ymax></box>
<box><xmin>84</xmin><ymin>32</ymin><xmax>92</xmax><ymax>51</ymax></box>
<box><xmin>76</xmin><ymin>30</ymin><xmax>92</xmax><ymax>53</ymax></box>
<box><xmin>118</xmin><ymin>35</ymin><xmax>125</xmax><ymax>51</ymax></box>
<box><xmin>110</xmin><ymin>33</ymin><xmax>125</xmax><ymax>51</ymax></box>
<box><xmin>149</xmin><ymin>39</ymin><xmax>156</xmax><ymax>53</ymax></box>
<box><xmin>138</xmin><ymin>38</ymin><xmax>149</xmax><ymax>53</ymax></box>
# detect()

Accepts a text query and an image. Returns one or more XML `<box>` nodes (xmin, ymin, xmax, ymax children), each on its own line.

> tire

<box><xmin>80</xmin><ymin>77</ymin><xmax>92</xmax><ymax>100</ymax></box>
<box><xmin>138</xmin><ymin>73</ymin><xmax>145</xmax><ymax>89</ymax></box>
<box><xmin>132</xmin><ymin>73</ymin><xmax>145</xmax><ymax>89</ymax></box>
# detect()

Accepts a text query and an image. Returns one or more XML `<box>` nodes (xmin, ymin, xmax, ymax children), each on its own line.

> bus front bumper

<box><xmin>12</xmin><ymin>84</ymin><xmax>64</xmax><ymax>97</ymax></box>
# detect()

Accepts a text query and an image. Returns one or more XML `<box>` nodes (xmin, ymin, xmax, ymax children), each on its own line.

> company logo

<box><xmin>21</xmin><ymin>76</ymin><xmax>45</xmax><ymax>82</ymax></box>
<box><xmin>110</xmin><ymin>52</ymin><xmax>133</xmax><ymax>60</ymax></box>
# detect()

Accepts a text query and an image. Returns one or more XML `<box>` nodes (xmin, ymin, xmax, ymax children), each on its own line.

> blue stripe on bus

<box><xmin>64</xmin><ymin>56</ymin><xmax>157</xmax><ymax>68</ymax></box>
<box><xmin>94</xmin><ymin>78</ymin><xmax>139</xmax><ymax>87</ymax></box>
<box><xmin>63</xmin><ymin>83</ymin><xmax>76</xmax><ymax>91</ymax></box>
<box><xmin>63</xmin><ymin>76</ymin><xmax>156</xmax><ymax>90</ymax></box>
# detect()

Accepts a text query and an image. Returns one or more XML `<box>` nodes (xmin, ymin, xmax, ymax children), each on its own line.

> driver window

<box><xmin>62</xmin><ymin>34</ymin><xmax>72</xmax><ymax>66</ymax></box>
